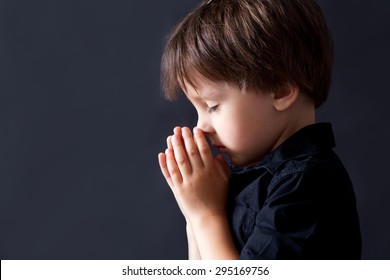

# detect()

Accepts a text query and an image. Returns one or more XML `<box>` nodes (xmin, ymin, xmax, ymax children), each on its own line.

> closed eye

<box><xmin>207</xmin><ymin>105</ymin><xmax>218</xmax><ymax>113</ymax></box>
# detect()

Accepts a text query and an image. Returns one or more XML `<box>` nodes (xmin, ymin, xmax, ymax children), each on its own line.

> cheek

<box><xmin>221</xmin><ymin>112</ymin><xmax>276</xmax><ymax>161</ymax></box>
<box><xmin>220</xmin><ymin>118</ymin><xmax>251</xmax><ymax>147</ymax></box>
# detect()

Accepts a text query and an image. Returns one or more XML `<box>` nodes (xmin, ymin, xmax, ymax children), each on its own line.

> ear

<box><xmin>273</xmin><ymin>84</ymin><xmax>299</xmax><ymax>111</ymax></box>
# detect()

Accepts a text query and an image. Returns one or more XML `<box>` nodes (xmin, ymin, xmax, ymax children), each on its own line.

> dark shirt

<box><xmin>227</xmin><ymin>123</ymin><xmax>362</xmax><ymax>259</ymax></box>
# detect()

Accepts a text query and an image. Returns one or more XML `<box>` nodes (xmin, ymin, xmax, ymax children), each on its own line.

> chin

<box><xmin>229</xmin><ymin>157</ymin><xmax>248</xmax><ymax>168</ymax></box>
<box><xmin>230</xmin><ymin>156</ymin><xmax>264</xmax><ymax>169</ymax></box>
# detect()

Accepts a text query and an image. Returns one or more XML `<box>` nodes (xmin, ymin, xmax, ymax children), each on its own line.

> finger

<box><xmin>193</xmin><ymin>127</ymin><xmax>214</xmax><ymax>165</ymax></box>
<box><xmin>171</xmin><ymin>134</ymin><xmax>193</xmax><ymax>175</ymax></box>
<box><xmin>173</xmin><ymin>127</ymin><xmax>186</xmax><ymax>155</ymax></box>
<box><xmin>173</xmin><ymin>126</ymin><xmax>182</xmax><ymax>137</ymax></box>
<box><xmin>158</xmin><ymin>152</ymin><xmax>174</xmax><ymax>188</ymax></box>
<box><xmin>216</xmin><ymin>154</ymin><xmax>231</xmax><ymax>177</ymax></box>
<box><xmin>167</xmin><ymin>135</ymin><xmax>173</xmax><ymax>149</ymax></box>
<box><xmin>181</xmin><ymin>127</ymin><xmax>203</xmax><ymax>168</ymax></box>
<box><xmin>165</xmin><ymin>148</ymin><xmax>183</xmax><ymax>186</ymax></box>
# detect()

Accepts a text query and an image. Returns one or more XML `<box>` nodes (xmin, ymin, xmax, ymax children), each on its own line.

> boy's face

<box><xmin>184</xmin><ymin>78</ymin><xmax>288</xmax><ymax>167</ymax></box>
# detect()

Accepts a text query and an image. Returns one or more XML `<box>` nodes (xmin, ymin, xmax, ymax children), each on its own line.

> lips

<box><xmin>213</xmin><ymin>145</ymin><xmax>226</xmax><ymax>153</ymax></box>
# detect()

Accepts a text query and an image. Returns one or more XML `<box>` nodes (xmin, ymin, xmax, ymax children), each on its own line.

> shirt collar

<box><xmin>231</xmin><ymin>122</ymin><xmax>336</xmax><ymax>175</ymax></box>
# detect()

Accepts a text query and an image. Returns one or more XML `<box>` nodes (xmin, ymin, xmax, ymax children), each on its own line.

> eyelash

<box><xmin>207</xmin><ymin>105</ymin><xmax>218</xmax><ymax>113</ymax></box>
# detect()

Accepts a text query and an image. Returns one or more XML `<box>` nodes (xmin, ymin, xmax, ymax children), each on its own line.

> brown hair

<box><xmin>161</xmin><ymin>0</ymin><xmax>333</xmax><ymax>107</ymax></box>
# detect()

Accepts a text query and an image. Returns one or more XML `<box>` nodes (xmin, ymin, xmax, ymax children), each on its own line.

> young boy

<box><xmin>158</xmin><ymin>0</ymin><xmax>361</xmax><ymax>259</ymax></box>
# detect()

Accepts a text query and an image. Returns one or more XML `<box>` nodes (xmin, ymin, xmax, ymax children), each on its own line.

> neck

<box><xmin>273</xmin><ymin>94</ymin><xmax>316</xmax><ymax>150</ymax></box>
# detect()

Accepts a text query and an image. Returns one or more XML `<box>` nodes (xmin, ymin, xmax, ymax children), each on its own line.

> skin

<box><xmin>158</xmin><ymin>77</ymin><xmax>315</xmax><ymax>259</ymax></box>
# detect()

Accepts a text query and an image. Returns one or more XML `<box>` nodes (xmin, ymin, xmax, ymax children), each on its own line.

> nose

<box><xmin>196</xmin><ymin>113</ymin><xmax>214</xmax><ymax>135</ymax></box>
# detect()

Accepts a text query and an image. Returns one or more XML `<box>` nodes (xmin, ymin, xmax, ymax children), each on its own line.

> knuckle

<box><xmin>188</xmin><ymin>147</ymin><xmax>198</xmax><ymax>157</ymax></box>
<box><xmin>168</xmin><ymin>167</ymin><xmax>180</xmax><ymax>176</ymax></box>
<box><xmin>199</xmin><ymin>145</ymin><xmax>210</xmax><ymax>154</ymax></box>
<box><xmin>177</xmin><ymin>157</ymin><xmax>186</xmax><ymax>166</ymax></box>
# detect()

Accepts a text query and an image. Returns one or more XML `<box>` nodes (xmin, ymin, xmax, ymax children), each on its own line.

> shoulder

<box><xmin>267</xmin><ymin>150</ymin><xmax>354</xmax><ymax>204</ymax></box>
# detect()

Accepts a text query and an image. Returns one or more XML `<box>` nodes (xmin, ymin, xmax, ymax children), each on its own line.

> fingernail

<box><xmin>182</xmin><ymin>127</ymin><xmax>191</xmax><ymax>136</ymax></box>
<box><xmin>193</xmin><ymin>127</ymin><xmax>201</xmax><ymax>135</ymax></box>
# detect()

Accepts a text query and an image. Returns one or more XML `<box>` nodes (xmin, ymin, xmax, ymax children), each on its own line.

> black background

<box><xmin>0</xmin><ymin>0</ymin><xmax>389</xmax><ymax>259</ymax></box>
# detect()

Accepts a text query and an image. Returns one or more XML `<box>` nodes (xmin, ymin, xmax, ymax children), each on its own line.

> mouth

<box><xmin>212</xmin><ymin>145</ymin><xmax>226</xmax><ymax>153</ymax></box>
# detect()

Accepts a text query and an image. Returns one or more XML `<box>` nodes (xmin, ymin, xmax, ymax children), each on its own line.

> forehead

<box><xmin>182</xmin><ymin>76</ymin><xmax>232</xmax><ymax>99</ymax></box>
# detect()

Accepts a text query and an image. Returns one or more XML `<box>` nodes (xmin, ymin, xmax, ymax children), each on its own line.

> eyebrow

<box><xmin>197</xmin><ymin>92</ymin><xmax>216</xmax><ymax>101</ymax></box>
<box><xmin>183</xmin><ymin>78</ymin><xmax>225</xmax><ymax>100</ymax></box>
<box><xmin>184</xmin><ymin>87</ymin><xmax>216</xmax><ymax>100</ymax></box>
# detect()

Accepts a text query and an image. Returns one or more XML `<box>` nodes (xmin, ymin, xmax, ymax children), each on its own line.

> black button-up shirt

<box><xmin>228</xmin><ymin>123</ymin><xmax>361</xmax><ymax>259</ymax></box>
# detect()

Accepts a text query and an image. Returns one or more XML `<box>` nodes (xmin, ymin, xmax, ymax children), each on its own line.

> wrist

<box><xmin>189</xmin><ymin>213</ymin><xmax>238</xmax><ymax>260</ymax></box>
<box><xmin>190</xmin><ymin>213</ymin><xmax>228</xmax><ymax>231</ymax></box>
